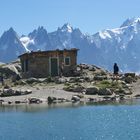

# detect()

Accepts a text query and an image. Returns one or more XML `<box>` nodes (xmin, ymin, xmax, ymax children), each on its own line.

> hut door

<box><xmin>50</xmin><ymin>58</ymin><xmax>58</xmax><ymax>76</ymax></box>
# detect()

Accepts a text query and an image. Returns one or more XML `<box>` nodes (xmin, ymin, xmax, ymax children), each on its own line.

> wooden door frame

<box><xmin>49</xmin><ymin>57</ymin><xmax>59</xmax><ymax>76</ymax></box>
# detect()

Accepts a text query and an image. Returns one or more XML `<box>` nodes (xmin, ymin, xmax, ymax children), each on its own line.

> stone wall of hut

<box><xmin>19</xmin><ymin>49</ymin><xmax>78</xmax><ymax>78</ymax></box>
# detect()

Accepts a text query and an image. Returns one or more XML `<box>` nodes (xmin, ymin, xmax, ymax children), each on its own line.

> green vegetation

<box><xmin>95</xmin><ymin>80</ymin><xmax>123</xmax><ymax>89</ymax></box>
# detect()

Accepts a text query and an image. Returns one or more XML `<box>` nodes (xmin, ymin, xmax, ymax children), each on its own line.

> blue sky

<box><xmin>0</xmin><ymin>0</ymin><xmax>140</xmax><ymax>35</ymax></box>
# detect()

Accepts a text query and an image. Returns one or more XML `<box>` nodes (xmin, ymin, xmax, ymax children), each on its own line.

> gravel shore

<box><xmin>0</xmin><ymin>84</ymin><xmax>77</xmax><ymax>103</ymax></box>
<box><xmin>0</xmin><ymin>81</ymin><xmax>137</xmax><ymax>105</ymax></box>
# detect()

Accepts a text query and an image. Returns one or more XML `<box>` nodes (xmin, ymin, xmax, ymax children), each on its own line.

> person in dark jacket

<box><xmin>113</xmin><ymin>63</ymin><xmax>119</xmax><ymax>80</ymax></box>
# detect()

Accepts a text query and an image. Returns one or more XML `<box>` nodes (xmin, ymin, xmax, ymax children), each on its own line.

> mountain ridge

<box><xmin>1</xmin><ymin>18</ymin><xmax>140</xmax><ymax>72</ymax></box>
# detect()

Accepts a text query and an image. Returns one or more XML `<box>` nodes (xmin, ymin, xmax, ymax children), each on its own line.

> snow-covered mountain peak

<box><xmin>2</xmin><ymin>18</ymin><xmax>140</xmax><ymax>71</ymax></box>
<box><xmin>59</xmin><ymin>23</ymin><xmax>73</xmax><ymax>33</ymax></box>
<box><xmin>95</xmin><ymin>18</ymin><xmax>140</xmax><ymax>40</ymax></box>
<box><xmin>98</xmin><ymin>30</ymin><xmax>112</xmax><ymax>39</ymax></box>
<box><xmin>120</xmin><ymin>17</ymin><xmax>140</xmax><ymax>28</ymax></box>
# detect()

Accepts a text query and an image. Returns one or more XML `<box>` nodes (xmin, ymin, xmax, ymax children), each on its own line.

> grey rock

<box><xmin>63</xmin><ymin>84</ymin><xmax>84</xmax><ymax>93</ymax></box>
<box><xmin>88</xmin><ymin>66</ymin><xmax>96</xmax><ymax>71</ymax></box>
<box><xmin>103</xmin><ymin>96</ymin><xmax>112</xmax><ymax>101</ymax></box>
<box><xmin>26</xmin><ymin>78</ymin><xmax>42</xmax><ymax>84</ymax></box>
<box><xmin>0</xmin><ymin>60</ymin><xmax>21</xmax><ymax>78</ymax></box>
<box><xmin>98</xmin><ymin>88</ymin><xmax>112</xmax><ymax>96</ymax></box>
<box><xmin>8</xmin><ymin>101</ymin><xmax>12</xmax><ymax>104</ymax></box>
<box><xmin>124</xmin><ymin>76</ymin><xmax>134</xmax><ymax>84</ymax></box>
<box><xmin>123</xmin><ymin>90</ymin><xmax>133</xmax><ymax>95</ymax></box>
<box><xmin>124</xmin><ymin>73</ymin><xmax>136</xmax><ymax>78</ymax></box>
<box><xmin>1</xmin><ymin>88</ymin><xmax>15</xmax><ymax>96</ymax></box>
<box><xmin>88</xmin><ymin>98</ymin><xmax>95</xmax><ymax>102</ymax></box>
<box><xmin>134</xmin><ymin>94</ymin><xmax>140</xmax><ymax>98</ymax></box>
<box><xmin>94</xmin><ymin>75</ymin><xmax>107</xmax><ymax>81</ymax></box>
<box><xmin>1</xmin><ymin>88</ymin><xmax>32</xmax><ymax>97</ymax></box>
<box><xmin>48</xmin><ymin>96</ymin><xmax>57</xmax><ymax>103</ymax></box>
<box><xmin>28</xmin><ymin>97</ymin><xmax>42</xmax><ymax>104</ymax></box>
<box><xmin>85</xmin><ymin>86</ymin><xmax>99</xmax><ymax>95</ymax></box>
<box><xmin>69</xmin><ymin>77</ymin><xmax>80</xmax><ymax>83</ymax></box>
<box><xmin>15</xmin><ymin>101</ymin><xmax>21</xmax><ymax>104</ymax></box>
<box><xmin>55</xmin><ymin>77</ymin><xmax>67</xmax><ymax>84</ymax></box>
<box><xmin>71</xmin><ymin>95</ymin><xmax>80</xmax><ymax>102</ymax></box>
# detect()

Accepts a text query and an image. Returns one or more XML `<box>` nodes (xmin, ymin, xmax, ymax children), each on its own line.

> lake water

<box><xmin>0</xmin><ymin>100</ymin><xmax>140</xmax><ymax>140</ymax></box>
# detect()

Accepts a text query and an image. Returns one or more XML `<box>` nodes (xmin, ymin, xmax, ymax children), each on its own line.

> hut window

<box><xmin>64</xmin><ymin>57</ymin><xmax>70</xmax><ymax>66</ymax></box>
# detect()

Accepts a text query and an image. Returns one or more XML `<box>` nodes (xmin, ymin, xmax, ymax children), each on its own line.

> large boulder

<box><xmin>69</xmin><ymin>77</ymin><xmax>81</xmax><ymax>83</ymax></box>
<box><xmin>71</xmin><ymin>95</ymin><xmax>80</xmax><ymax>102</ymax></box>
<box><xmin>122</xmin><ymin>73</ymin><xmax>137</xmax><ymax>84</ymax></box>
<box><xmin>26</xmin><ymin>78</ymin><xmax>42</xmax><ymax>84</ymax></box>
<box><xmin>124</xmin><ymin>76</ymin><xmax>134</xmax><ymax>84</ymax></box>
<box><xmin>94</xmin><ymin>75</ymin><xmax>107</xmax><ymax>81</ymax></box>
<box><xmin>88</xmin><ymin>65</ymin><xmax>96</xmax><ymax>71</ymax></box>
<box><xmin>124</xmin><ymin>73</ymin><xmax>135</xmax><ymax>78</ymax></box>
<box><xmin>123</xmin><ymin>90</ymin><xmax>133</xmax><ymax>95</ymax></box>
<box><xmin>1</xmin><ymin>88</ymin><xmax>15</xmax><ymax>96</ymax></box>
<box><xmin>48</xmin><ymin>96</ymin><xmax>57</xmax><ymax>103</ymax></box>
<box><xmin>55</xmin><ymin>77</ymin><xmax>67</xmax><ymax>84</ymax></box>
<box><xmin>0</xmin><ymin>60</ymin><xmax>21</xmax><ymax>78</ymax></box>
<box><xmin>85</xmin><ymin>86</ymin><xmax>99</xmax><ymax>95</ymax></box>
<box><xmin>1</xmin><ymin>88</ymin><xmax>32</xmax><ymax>97</ymax></box>
<box><xmin>28</xmin><ymin>97</ymin><xmax>42</xmax><ymax>104</ymax></box>
<box><xmin>98</xmin><ymin>88</ymin><xmax>112</xmax><ymax>96</ymax></box>
<box><xmin>63</xmin><ymin>84</ymin><xmax>84</xmax><ymax>92</ymax></box>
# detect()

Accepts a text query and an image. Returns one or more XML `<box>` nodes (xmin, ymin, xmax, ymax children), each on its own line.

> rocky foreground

<box><xmin>0</xmin><ymin>60</ymin><xmax>140</xmax><ymax>105</ymax></box>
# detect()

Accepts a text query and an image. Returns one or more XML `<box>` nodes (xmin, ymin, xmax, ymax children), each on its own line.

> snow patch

<box><xmin>99</xmin><ymin>31</ymin><xmax>112</xmax><ymax>39</ymax></box>
<box><xmin>110</xmin><ymin>28</ymin><xmax>122</xmax><ymax>35</ymax></box>
<box><xmin>61</xmin><ymin>24</ymin><xmax>73</xmax><ymax>33</ymax></box>
<box><xmin>20</xmin><ymin>37</ymin><xmax>33</xmax><ymax>52</ymax></box>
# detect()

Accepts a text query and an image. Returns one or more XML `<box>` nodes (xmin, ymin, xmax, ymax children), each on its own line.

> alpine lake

<box><xmin>0</xmin><ymin>99</ymin><xmax>140</xmax><ymax>140</ymax></box>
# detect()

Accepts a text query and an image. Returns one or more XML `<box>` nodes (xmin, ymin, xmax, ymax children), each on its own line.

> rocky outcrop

<box><xmin>0</xmin><ymin>63</ymin><xmax>138</xmax><ymax>105</ymax></box>
<box><xmin>63</xmin><ymin>83</ymin><xmax>84</xmax><ymax>92</ymax></box>
<box><xmin>0</xmin><ymin>60</ymin><xmax>21</xmax><ymax>79</ymax></box>
<box><xmin>0</xmin><ymin>87</ymin><xmax>32</xmax><ymax>97</ymax></box>
<box><xmin>94</xmin><ymin>75</ymin><xmax>107</xmax><ymax>81</ymax></box>
<box><xmin>122</xmin><ymin>73</ymin><xmax>137</xmax><ymax>84</ymax></box>
<box><xmin>25</xmin><ymin>78</ymin><xmax>42</xmax><ymax>84</ymax></box>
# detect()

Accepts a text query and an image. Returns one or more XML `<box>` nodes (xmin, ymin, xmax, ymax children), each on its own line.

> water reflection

<box><xmin>0</xmin><ymin>99</ymin><xmax>140</xmax><ymax>113</ymax></box>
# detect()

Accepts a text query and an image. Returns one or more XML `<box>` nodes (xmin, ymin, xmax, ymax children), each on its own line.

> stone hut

<box><xmin>19</xmin><ymin>48</ymin><xmax>78</xmax><ymax>78</ymax></box>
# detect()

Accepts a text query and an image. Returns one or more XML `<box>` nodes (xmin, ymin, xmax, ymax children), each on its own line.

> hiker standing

<box><xmin>113</xmin><ymin>63</ymin><xmax>119</xmax><ymax>80</ymax></box>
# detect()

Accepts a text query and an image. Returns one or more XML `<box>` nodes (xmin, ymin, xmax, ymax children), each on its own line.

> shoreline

<box><xmin>0</xmin><ymin>63</ymin><xmax>140</xmax><ymax>106</ymax></box>
<box><xmin>0</xmin><ymin>83</ymin><xmax>139</xmax><ymax>106</ymax></box>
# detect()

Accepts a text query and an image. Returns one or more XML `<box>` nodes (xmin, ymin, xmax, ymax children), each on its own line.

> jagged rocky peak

<box><xmin>120</xmin><ymin>17</ymin><xmax>140</xmax><ymax>28</ymax></box>
<box><xmin>7</xmin><ymin>27</ymin><xmax>15</xmax><ymax>33</ymax></box>
<box><xmin>0</xmin><ymin>27</ymin><xmax>21</xmax><ymax>45</ymax></box>
<box><xmin>58</xmin><ymin>23</ymin><xmax>73</xmax><ymax>33</ymax></box>
<box><xmin>28</xmin><ymin>26</ymin><xmax>47</xmax><ymax>39</ymax></box>
<box><xmin>1</xmin><ymin>27</ymin><xmax>19</xmax><ymax>40</ymax></box>
<box><xmin>73</xmin><ymin>28</ymin><xmax>82</xmax><ymax>35</ymax></box>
